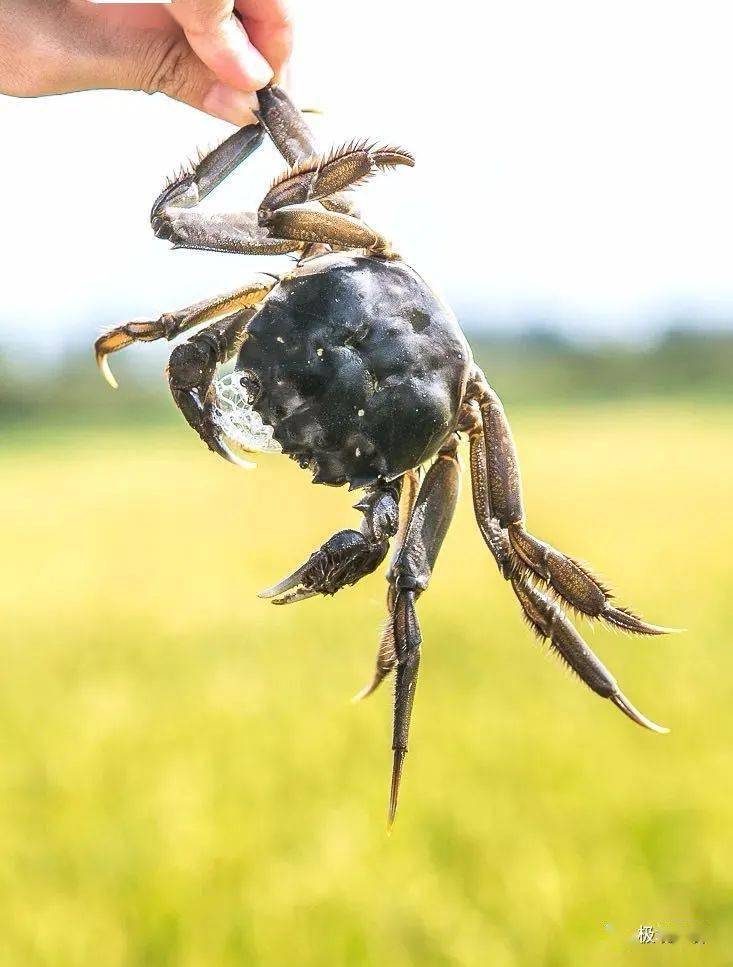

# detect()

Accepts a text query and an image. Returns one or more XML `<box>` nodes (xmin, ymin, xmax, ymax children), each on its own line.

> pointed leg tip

<box><xmin>611</xmin><ymin>691</ymin><xmax>669</xmax><ymax>734</ymax></box>
<box><xmin>388</xmin><ymin>749</ymin><xmax>405</xmax><ymax>828</ymax></box>
<box><xmin>387</xmin><ymin>802</ymin><xmax>398</xmax><ymax>831</ymax></box>
<box><xmin>97</xmin><ymin>353</ymin><xmax>118</xmax><ymax>390</ymax></box>
<box><xmin>351</xmin><ymin>672</ymin><xmax>387</xmax><ymax>703</ymax></box>
<box><xmin>639</xmin><ymin>622</ymin><xmax>681</xmax><ymax>637</ymax></box>
<box><xmin>605</xmin><ymin>606</ymin><xmax>680</xmax><ymax>637</ymax></box>
<box><xmin>350</xmin><ymin>685</ymin><xmax>370</xmax><ymax>703</ymax></box>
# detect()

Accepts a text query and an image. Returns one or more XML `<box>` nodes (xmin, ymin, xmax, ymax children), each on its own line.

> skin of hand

<box><xmin>0</xmin><ymin>0</ymin><xmax>292</xmax><ymax>124</ymax></box>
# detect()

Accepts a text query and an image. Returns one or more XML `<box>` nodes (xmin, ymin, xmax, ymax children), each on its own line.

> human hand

<box><xmin>0</xmin><ymin>0</ymin><xmax>292</xmax><ymax>124</ymax></box>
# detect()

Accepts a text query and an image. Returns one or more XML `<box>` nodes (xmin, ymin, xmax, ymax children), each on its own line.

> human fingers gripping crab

<box><xmin>95</xmin><ymin>84</ymin><xmax>674</xmax><ymax>825</ymax></box>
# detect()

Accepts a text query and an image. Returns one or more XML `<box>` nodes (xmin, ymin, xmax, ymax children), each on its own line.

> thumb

<box><xmin>169</xmin><ymin>1</ymin><xmax>273</xmax><ymax>92</ymax></box>
<box><xmin>117</xmin><ymin>35</ymin><xmax>258</xmax><ymax>125</ymax></box>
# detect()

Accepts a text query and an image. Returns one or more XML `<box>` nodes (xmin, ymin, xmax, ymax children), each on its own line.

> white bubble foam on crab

<box><xmin>211</xmin><ymin>372</ymin><xmax>282</xmax><ymax>458</ymax></box>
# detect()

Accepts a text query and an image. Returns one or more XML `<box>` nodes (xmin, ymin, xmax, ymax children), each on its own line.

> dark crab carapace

<box><xmin>239</xmin><ymin>253</ymin><xmax>472</xmax><ymax>486</ymax></box>
<box><xmin>95</xmin><ymin>85</ymin><xmax>672</xmax><ymax>825</ymax></box>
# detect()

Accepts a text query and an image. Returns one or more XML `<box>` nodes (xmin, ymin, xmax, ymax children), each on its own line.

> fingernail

<box><xmin>203</xmin><ymin>84</ymin><xmax>257</xmax><ymax>125</ymax></box>
<box><xmin>241</xmin><ymin>42</ymin><xmax>273</xmax><ymax>89</ymax></box>
<box><xmin>228</xmin><ymin>16</ymin><xmax>273</xmax><ymax>88</ymax></box>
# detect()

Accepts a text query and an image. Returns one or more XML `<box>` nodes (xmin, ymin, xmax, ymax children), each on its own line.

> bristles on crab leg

<box><xmin>352</xmin><ymin>620</ymin><xmax>397</xmax><ymax>703</ymax></box>
<box><xmin>467</xmin><ymin>372</ymin><xmax>674</xmax><ymax>636</ymax></box>
<box><xmin>353</xmin><ymin>471</ymin><xmax>419</xmax><ymax>701</ymax></box>
<box><xmin>259</xmin><ymin>141</ymin><xmax>415</xmax><ymax>219</ymax></box>
<box><xmin>466</xmin><ymin>420</ymin><xmax>669</xmax><ymax>734</ymax></box>
<box><xmin>510</xmin><ymin>574</ymin><xmax>669</xmax><ymax>732</ymax></box>
<box><xmin>261</xmin><ymin>489</ymin><xmax>399</xmax><ymax>605</ymax></box>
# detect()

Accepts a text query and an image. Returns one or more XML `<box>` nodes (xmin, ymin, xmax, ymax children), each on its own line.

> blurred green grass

<box><xmin>0</xmin><ymin>401</ymin><xmax>731</xmax><ymax>965</ymax></box>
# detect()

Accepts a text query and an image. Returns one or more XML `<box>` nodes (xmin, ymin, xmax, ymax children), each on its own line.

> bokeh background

<box><xmin>1</xmin><ymin>1</ymin><xmax>732</xmax><ymax>964</ymax></box>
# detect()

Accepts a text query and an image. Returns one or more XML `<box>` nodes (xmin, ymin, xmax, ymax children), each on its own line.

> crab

<box><xmin>95</xmin><ymin>84</ymin><xmax>672</xmax><ymax>824</ymax></box>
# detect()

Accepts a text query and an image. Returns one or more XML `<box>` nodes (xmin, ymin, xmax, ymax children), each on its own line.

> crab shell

<box><xmin>236</xmin><ymin>253</ymin><xmax>473</xmax><ymax>488</ymax></box>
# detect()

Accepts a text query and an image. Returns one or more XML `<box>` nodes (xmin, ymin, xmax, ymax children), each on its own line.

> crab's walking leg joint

<box><xmin>258</xmin><ymin>483</ymin><xmax>401</xmax><ymax>605</ymax></box>
<box><xmin>255</xmin><ymin>84</ymin><xmax>319</xmax><ymax>165</ymax></box>
<box><xmin>95</xmin><ymin>277</ymin><xmax>276</xmax><ymax>389</ymax></box>
<box><xmin>256</xmin><ymin>85</ymin><xmax>359</xmax><ymax>219</ymax></box>
<box><xmin>467</xmin><ymin>372</ymin><xmax>674</xmax><ymax>636</ymax></box>
<box><xmin>352</xmin><ymin>470</ymin><xmax>421</xmax><ymax>704</ymax></box>
<box><xmin>155</xmin><ymin>210</ymin><xmax>304</xmax><ymax>257</ymax></box>
<box><xmin>155</xmin><ymin>120</ymin><xmax>265</xmax><ymax>215</ymax></box>
<box><xmin>384</xmin><ymin>440</ymin><xmax>460</xmax><ymax>827</ymax></box>
<box><xmin>149</xmin><ymin>120</ymin><xmax>301</xmax><ymax>257</ymax></box>
<box><xmin>255</xmin><ymin>85</ymin><xmax>405</xmax><ymax>256</ymax></box>
<box><xmin>464</xmin><ymin>398</ymin><xmax>669</xmax><ymax>735</ymax></box>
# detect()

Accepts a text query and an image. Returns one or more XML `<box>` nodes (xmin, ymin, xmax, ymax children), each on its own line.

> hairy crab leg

<box><xmin>465</xmin><ymin>406</ymin><xmax>669</xmax><ymax>734</ymax></box>
<box><xmin>264</xmin><ymin>208</ymin><xmax>396</xmax><ymax>258</ymax></box>
<box><xmin>258</xmin><ymin>142</ymin><xmax>414</xmax><ymax>221</ymax></box>
<box><xmin>150</xmin><ymin>120</ymin><xmax>295</xmax><ymax>253</ymax></box>
<box><xmin>95</xmin><ymin>276</ymin><xmax>276</xmax><ymax>388</ymax></box>
<box><xmin>382</xmin><ymin>440</ymin><xmax>460</xmax><ymax>826</ymax></box>
<box><xmin>353</xmin><ymin>469</ymin><xmax>421</xmax><ymax>701</ymax></box>
<box><xmin>152</xmin><ymin>119</ymin><xmax>265</xmax><ymax>217</ymax></box>
<box><xmin>152</xmin><ymin>211</ymin><xmax>303</xmax><ymax>258</ymax></box>
<box><xmin>148</xmin><ymin>118</ymin><xmax>301</xmax><ymax>257</ymax></box>
<box><xmin>467</xmin><ymin>371</ymin><xmax>675</xmax><ymax>636</ymax></box>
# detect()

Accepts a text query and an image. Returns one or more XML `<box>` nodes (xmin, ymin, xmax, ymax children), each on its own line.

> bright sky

<box><xmin>1</xmin><ymin>0</ymin><xmax>732</xmax><ymax>357</ymax></box>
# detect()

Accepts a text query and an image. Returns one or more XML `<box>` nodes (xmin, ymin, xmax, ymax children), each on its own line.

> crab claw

<box><xmin>166</xmin><ymin>342</ymin><xmax>256</xmax><ymax>468</ymax></box>
<box><xmin>260</xmin><ymin>531</ymin><xmax>388</xmax><ymax>605</ymax></box>
<box><xmin>169</xmin><ymin>382</ymin><xmax>255</xmax><ymax>469</ymax></box>
<box><xmin>258</xmin><ymin>561</ymin><xmax>314</xmax><ymax>603</ymax></box>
